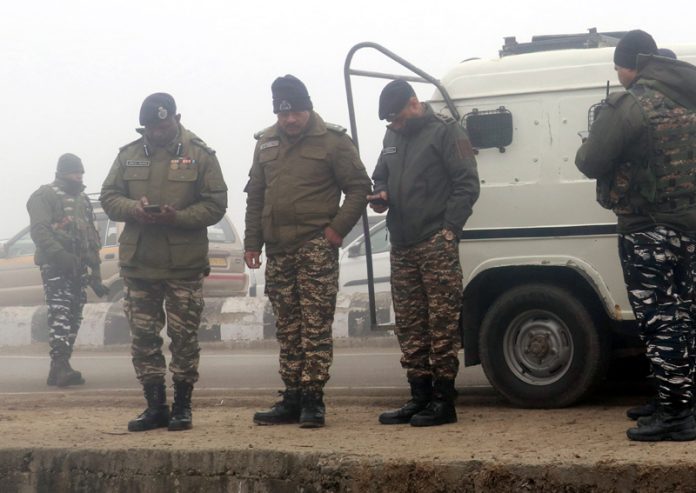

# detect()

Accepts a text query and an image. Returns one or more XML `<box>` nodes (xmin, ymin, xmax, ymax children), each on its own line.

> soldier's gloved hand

<box><xmin>54</xmin><ymin>251</ymin><xmax>79</xmax><ymax>275</ymax></box>
<box><xmin>90</xmin><ymin>278</ymin><xmax>110</xmax><ymax>298</ymax></box>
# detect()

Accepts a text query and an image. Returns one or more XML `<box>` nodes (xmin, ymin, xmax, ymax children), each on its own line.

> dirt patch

<box><xmin>1</xmin><ymin>389</ymin><xmax>696</xmax><ymax>491</ymax></box>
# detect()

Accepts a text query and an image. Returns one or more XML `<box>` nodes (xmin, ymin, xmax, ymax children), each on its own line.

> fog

<box><xmin>0</xmin><ymin>0</ymin><xmax>692</xmax><ymax>240</ymax></box>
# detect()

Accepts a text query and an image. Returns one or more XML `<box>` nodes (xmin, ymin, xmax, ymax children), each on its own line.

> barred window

<box><xmin>462</xmin><ymin>107</ymin><xmax>513</xmax><ymax>152</ymax></box>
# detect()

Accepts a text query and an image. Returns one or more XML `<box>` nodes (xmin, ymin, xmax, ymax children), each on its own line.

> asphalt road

<box><xmin>0</xmin><ymin>347</ymin><xmax>491</xmax><ymax>394</ymax></box>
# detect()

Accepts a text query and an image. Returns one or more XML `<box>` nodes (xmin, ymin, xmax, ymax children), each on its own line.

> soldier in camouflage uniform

<box><xmin>576</xmin><ymin>30</ymin><xmax>696</xmax><ymax>441</ymax></box>
<box><xmin>100</xmin><ymin>93</ymin><xmax>227</xmax><ymax>432</ymax></box>
<box><xmin>245</xmin><ymin>75</ymin><xmax>371</xmax><ymax>428</ymax></box>
<box><xmin>369</xmin><ymin>80</ymin><xmax>479</xmax><ymax>427</ymax></box>
<box><xmin>27</xmin><ymin>153</ymin><xmax>109</xmax><ymax>387</ymax></box>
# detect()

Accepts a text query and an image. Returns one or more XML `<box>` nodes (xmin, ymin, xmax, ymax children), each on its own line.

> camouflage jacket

<box><xmin>100</xmin><ymin>124</ymin><xmax>228</xmax><ymax>279</ymax></box>
<box><xmin>576</xmin><ymin>55</ymin><xmax>696</xmax><ymax>234</ymax></box>
<box><xmin>244</xmin><ymin>112</ymin><xmax>371</xmax><ymax>255</ymax></box>
<box><xmin>26</xmin><ymin>179</ymin><xmax>101</xmax><ymax>271</ymax></box>
<box><xmin>372</xmin><ymin>103</ymin><xmax>480</xmax><ymax>247</ymax></box>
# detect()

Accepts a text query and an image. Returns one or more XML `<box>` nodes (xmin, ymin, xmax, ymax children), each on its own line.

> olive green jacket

<box><xmin>27</xmin><ymin>179</ymin><xmax>101</xmax><ymax>270</ymax></box>
<box><xmin>576</xmin><ymin>55</ymin><xmax>696</xmax><ymax>234</ymax></box>
<box><xmin>244</xmin><ymin>112</ymin><xmax>371</xmax><ymax>255</ymax></box>
<box><xmin>100</xmin><ymin>125</ymin><xmax>228</xmax><ymax>279</ymax></box>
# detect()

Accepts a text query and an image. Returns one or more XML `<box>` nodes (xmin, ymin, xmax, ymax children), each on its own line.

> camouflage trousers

<box><xmin>391</xmin><ymin>230</ymin><xmax>463</xmax><ymax>381</ymax></box>
<box><xmin>619</xmin><ymin>226</ymin><xmax>696</xmax><ymax>412</ymax></box>
<box><xmin>41</xmin><ymin>265</ymin><xmax>88</xmax><ymax>360</ymax></box>
<box><xmin>123</xmin><ymin>275</ymin><xmax>205</xmax><ymax>385</ymax></box>
<box><xmin>265</xmin><ymin>236</ymin><xmax>338</xmax><ymax>393</ymax></box>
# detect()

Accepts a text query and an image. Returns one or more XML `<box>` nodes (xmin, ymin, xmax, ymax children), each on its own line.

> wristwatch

<box><xmin>442</xmin><ymin>228</ymin><xmax>455</xmax><ymax>241</ymax></box>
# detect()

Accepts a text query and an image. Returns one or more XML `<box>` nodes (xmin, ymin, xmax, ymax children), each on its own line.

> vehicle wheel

<box><xmin>479</xmin><ymin>283</ymin><xmax>609</xmax><ymax>408</ymax></box>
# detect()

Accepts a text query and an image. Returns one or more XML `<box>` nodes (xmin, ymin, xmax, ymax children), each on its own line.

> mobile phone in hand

<box><xmin>143</xmin><ymin>204</ymin><xmax>161</xmax><ymax>213</ymax></box>
<box><xmin>369</xmin><ymin>197</ymin><xmax>388</xmax><ymax>207</ymax></box>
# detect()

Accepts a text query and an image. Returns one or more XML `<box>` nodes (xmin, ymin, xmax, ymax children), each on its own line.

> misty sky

<box><xmin>1</xmin><ymin>0</ymin><xmax>693</xmax><ymax>240</ymax></box>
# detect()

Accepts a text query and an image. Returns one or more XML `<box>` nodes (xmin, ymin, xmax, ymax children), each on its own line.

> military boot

<box><xmin>626</xmin><ymin>399</ymin><xmax>657</xmax><ymax>420</ymax></box>
<box><xmin>410</xmin><ymin>379</ymin><xmax>458</xmax><ymax>427</ymax></box>
<box><xmin>253</xmin><ymin>389</ymin><xmax>301</xmax><ymax>425</ymax></box>
<box><xmin>128</xmin><ymin>383</ymin><xmax>169</xmax><ymax>432</ymax></box>
<box><xmin>168</xmin><ymin>382</ymin><xmax>194</xmax><ymax>431</ymax></box>
<box><xmin>299</xmin><ymin>390</ymin><xmax>325</xmax><ymax>428</ymax></box>
<box><xmin>47</xmin><ymin>359</ymin><xmax>59</xmax><ymax>386</ymax></box>
<box><xmin>627</xmin><ymin>407</ymin><xmax>696</xmax><ymax>442</ymax></box>
<box><xmin>379</xmin><ymin>377</ymin><xmax>432</xmax><ymax>425</ymax></box>
<box><xmin>53</xmin><ymin>358</ymin><xmax>85</xmax><ymax>387</ymax></box>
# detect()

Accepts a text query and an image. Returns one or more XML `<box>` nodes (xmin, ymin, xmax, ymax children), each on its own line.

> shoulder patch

<box><xmin>119</xmin><ymin>136</ymin><xmax>144</xmax><ymax>153</ymax></box>
<box><xmin>325</xmin><ymin>122</ymin><xmax>347</xmax><ymax>134</ymax></box>
<box><xmin>191</xmin><ymin>137</ymin><xmax>216</xmax><ymax>155</ymax></box>
<box><xmin>434</xmin><ymin>113</ymin><xmax>456</xmax><ymax>125</ymax></box>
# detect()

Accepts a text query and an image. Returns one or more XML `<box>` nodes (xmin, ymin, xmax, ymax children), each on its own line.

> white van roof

<box><xmin>433</xmin><ymin>45</ymin><xmax>696</xmax><ymax>101</ymax></box>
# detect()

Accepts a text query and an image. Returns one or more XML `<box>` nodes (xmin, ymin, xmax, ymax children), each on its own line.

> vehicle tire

<box><xmin>479</xmin><ymin>283</ymin><xmax>609</xmax><ymax>408</ymax></box>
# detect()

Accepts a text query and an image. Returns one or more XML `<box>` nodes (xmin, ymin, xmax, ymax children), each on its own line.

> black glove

<box><xmin>53</xmin><ymin>251</ymin><xmax>79</xmax><ymax>275</ymax></box>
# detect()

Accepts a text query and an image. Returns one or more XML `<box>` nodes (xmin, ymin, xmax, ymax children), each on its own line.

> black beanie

<box><xmin>271</xmin><ymin>74</ymin><xmax>313</xmax><ymax>113</ymax></box>
<box><xmin>271</xmin><ymin>75</ymin><xmax>313</xmax><ymax>114</ymax></box>
<box><xmin>139</xmin><ymin>92</ymin><xmax>177</xmax><ymax>126</ymax></box>
<box><xmin>379</xmin><ymin>79</ymin><xmax>416</xmax><ymax>121</ymax></box>
<box><xmin>614</xmin><ymin>30</ymin><xmax>658</xmax><ymax>69</ymax></box>
<box><xmin>56</xmin><ymin>153</ymin><xmax>84</xmax><ymax>175</ymax></box>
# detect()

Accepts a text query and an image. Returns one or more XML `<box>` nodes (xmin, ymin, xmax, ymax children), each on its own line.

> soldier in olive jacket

<box><xmin>245</xmin><ymin>75</ymin><xmax>371</xmax><ymax>428</ymax></box>
<box><xmin>27</xmin><ymin>153</ymin><xmax>108</xmax><ymax>388</ymax></box>
<box><xmin>100</xmin><ymin>93</ymin><xmax>227</xmax><ymax>433</ymax></box>
<box><xmin>576</xmin><ymin>31</ymin><xmax>696</xmax><ymax>442</ymax></box>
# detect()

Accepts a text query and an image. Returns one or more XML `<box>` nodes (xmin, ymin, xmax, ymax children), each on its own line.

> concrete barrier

<box><xmin>0</xmin><ymin>293</ymin><xmax>394</xmax><ymax>347</ymax></box>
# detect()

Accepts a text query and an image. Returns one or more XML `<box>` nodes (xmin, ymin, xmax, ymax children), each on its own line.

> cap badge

<box><xmin>279</xmin><ymin>100</ymin><xmax>292</xmax><ymax>111</ymax></box>
<box><xmin>157</xmin><ymin>106</ymin><xmax>168</xmax><ymax>120</ymax></box>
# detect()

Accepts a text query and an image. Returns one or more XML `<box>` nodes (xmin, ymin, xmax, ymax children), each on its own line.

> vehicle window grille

<box><xmin>587</xmin><ymin>101</ymin><xmax>606</xmax><ymax>131</ymax></box>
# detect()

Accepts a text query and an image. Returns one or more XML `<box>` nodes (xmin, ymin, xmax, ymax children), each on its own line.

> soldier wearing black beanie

<box><xmin>578</xmin><ymin>29</ymin><xmax>696</xmax><ymax>441</ymax></box>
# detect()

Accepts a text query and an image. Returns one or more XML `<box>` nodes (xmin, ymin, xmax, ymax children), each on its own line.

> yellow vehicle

<box><xmin>0</xmin><ymin>201</ymin><xmax>247</xmax><ymax>306</ymax></box>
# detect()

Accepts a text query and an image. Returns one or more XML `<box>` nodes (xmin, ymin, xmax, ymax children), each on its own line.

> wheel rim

<box><xmin>502</xmin><ymin>309</ymin><xmax>574</xmax><ymax>386</ymax></box>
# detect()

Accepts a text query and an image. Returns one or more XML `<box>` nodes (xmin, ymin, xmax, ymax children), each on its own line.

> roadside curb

<box><xmin>1</xmin><ymin>446</ymin><xmax>694</xmax><ymax>492</ymax></box>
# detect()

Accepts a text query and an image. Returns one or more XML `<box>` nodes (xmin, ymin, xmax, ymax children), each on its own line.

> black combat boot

<box><xmin>47</xmin><ymin>359</ymin><xmax>59</xmax><ymax>386</ymax></box>
<box><xmin>253</xmin><ymin>389</ymin><xmax>302</xmax><ymax>425</ymax></box>
<box><xmin>379</xmin><ymin>377</ymin><xmax>432</xmax><ymax>425</ymax></box>
<box><xmin>627</xmin><ymin>407</ymin><xmax>696</xmax><ymax>441</ymax></box>
<box><xmin>168</xmin><ymin>382</ymin><xmax>194</xmax><ymax>431</ymax></box>
<box><xmin>128</xmin><ymin>383</ymin><xmax>169</xmax><ymax>432</ymax></box>
<box><xmin>299</xmin><ymin>390</ymin><xmax>325</xmax><ymax>428</ymax></box>
<box><xmin>410</xmin><ymin>379</ymin><xmax>458</xmax><ymax>427</ymax></box>
<box><xmin>626</xmin><ymin>399</ymin><xmax>657</xmax><ymax>420</ymax></box>
<box><xmin>52</xmin><ymin>358</ymin><xmax>85</xmax><ymax>387</ymax></box>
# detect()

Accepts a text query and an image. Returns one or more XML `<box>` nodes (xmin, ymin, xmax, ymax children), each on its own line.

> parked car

<box><xmin>340</xmin><ymin>219</ymin><xmax>390</xmax><ymax>296</ymax></box>
<box><xmin>0</xmin><ymin>200</ymin><xmax>247</xmax><ymax>306</ymax></box>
